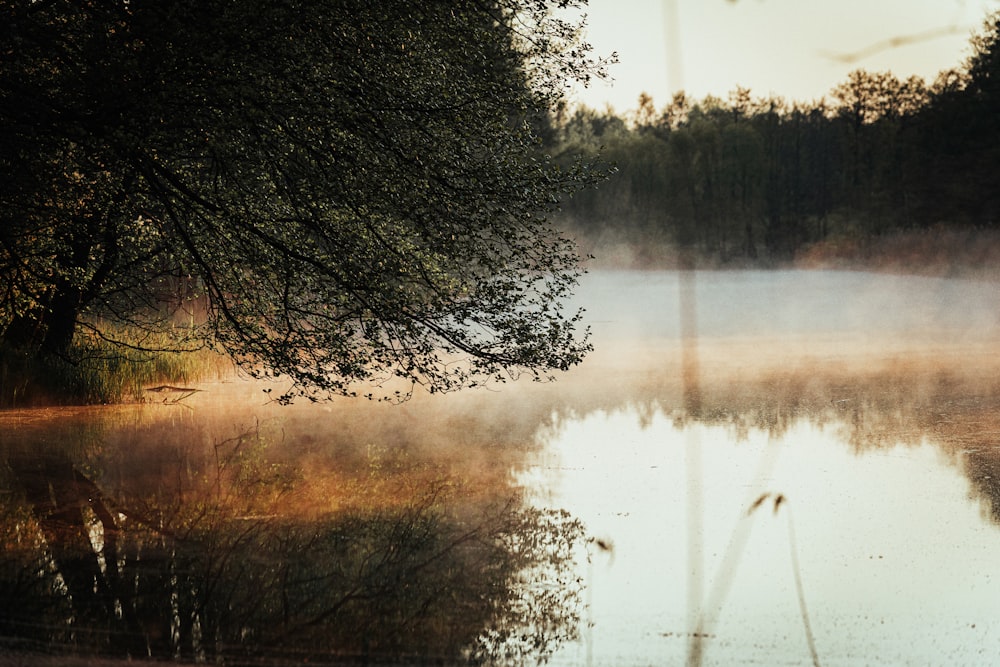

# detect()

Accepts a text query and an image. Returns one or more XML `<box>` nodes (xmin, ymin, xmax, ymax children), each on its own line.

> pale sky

<box><xmin>569</xmin><ymin>0</ymin><xmax>1000</xmax><ymax>112</ymax></box>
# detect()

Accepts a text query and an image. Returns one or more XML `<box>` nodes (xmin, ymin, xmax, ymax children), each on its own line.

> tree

<box><xmin>951</xmin><ymin>9</ymin><xmax>1000</xmax><ymax>223</ymax></box>
<box><xmin>0</xmin><ymin>0</ymin><xmax>609</xmax><ymax>401</ymax></box>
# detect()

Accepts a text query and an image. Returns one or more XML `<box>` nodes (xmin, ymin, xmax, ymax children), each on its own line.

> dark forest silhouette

<box><xmin>551</xmin><ymin>11</ymin><xmax>1000</xmax><ymax>270</ymax></box>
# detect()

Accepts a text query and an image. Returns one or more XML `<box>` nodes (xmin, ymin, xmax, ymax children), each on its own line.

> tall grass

<box><xmin>0</xmin><ymin>325</ymin><xmax>233</xmax><ymax>408</ymax></box>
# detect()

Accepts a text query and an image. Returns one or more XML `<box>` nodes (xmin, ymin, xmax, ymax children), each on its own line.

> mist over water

<box><xmin>540</xmin><ymin>269</ymin><xmax>1000</xmax><ymax>666</ymax></box>
<box><xmin>4</xmin><ymin>269</ymin><xmax>1000</xmax><ymax>665</ymax></box>
<box><xmin>568</xmin><ymin>268</ymin><xmax>1000</xmax><ymax>341</ymax></box>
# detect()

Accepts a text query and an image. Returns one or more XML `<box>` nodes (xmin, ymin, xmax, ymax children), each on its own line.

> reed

<box><xmin>0</xmin><ymin>325</ymin><xmax>232</xmax><ymax>407</ymax></box>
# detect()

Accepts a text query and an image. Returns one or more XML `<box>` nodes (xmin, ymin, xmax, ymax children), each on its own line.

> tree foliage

<box><xmin>0</xmin><ymin>0</ymin><xmax>609</xmax><ymax>401</ymax></box>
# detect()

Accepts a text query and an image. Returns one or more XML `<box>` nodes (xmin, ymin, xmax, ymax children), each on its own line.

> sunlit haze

<box><xmin>570</xmin><ymin>0</ymin><xmax>1000</xmax><ymax>112</ymax></box>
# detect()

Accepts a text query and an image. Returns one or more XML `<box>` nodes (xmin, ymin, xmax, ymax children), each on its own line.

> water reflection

<box><xmin>3</xmin><ymin>270</ymin><xmax>1000</xmax><ymax>665</ymax></box>
<box><xmin>534</xmin><ymin>412</ymin><xmax>1000</xmax><ymax>666</ymax></box>
<box><xmin>0</xmin><ymin>403</ymin><xmax>584</xmax><ymax>664</ymax></box>
<box><xmin>530</xmin><ymin>270</ymin><xmax>1000</xmax><ymax>666</ymax></box>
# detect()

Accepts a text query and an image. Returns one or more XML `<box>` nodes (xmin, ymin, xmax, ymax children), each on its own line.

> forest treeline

<box><xmin>549</xmin><ymin>11</ymin><xmax>1000</xmax><ymax>269</ymax></box>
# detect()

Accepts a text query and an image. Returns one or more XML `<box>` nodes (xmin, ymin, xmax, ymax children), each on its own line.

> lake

<box><xmin>3</xmin><ymin>269</ymin><xmax>1000</xmax><ymax>665</ymax></box>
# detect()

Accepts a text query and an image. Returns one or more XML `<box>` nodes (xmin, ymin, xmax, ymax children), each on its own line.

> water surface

<box><xmin>3</xmin><ymin>269</ymin><xmax>1000</xmax><ymax>665</ymax></box>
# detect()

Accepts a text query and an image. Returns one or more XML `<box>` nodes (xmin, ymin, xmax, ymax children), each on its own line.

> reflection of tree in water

<box><xmin>691</xmin><ymin>357</ymin><xmax>1000</xmax><ymax>528</ymax></box>
<box><xmin>9</xmin><ymin>342</ymin><xmax>1000</xmax><ymax>661</ymax></box>
<box><xmin>0</xmin><ymin>423</ymin><xmax>584</xmax><ymax>665</ymax></box>
<box><xmin>541</xmin><ymin>345</ymin><xmax>1000</xmax><ymax>528</ymax></box>
<box><xmin>964</xmin><ymin>447</ymin><xmax>1000</xmax><ymax>524</ymax></box>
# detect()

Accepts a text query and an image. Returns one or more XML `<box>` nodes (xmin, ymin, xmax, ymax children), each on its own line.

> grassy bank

<box><xmin>0</xmin><ymin>326</ymin><xmax>233</xmax><ymax>408</ymax></box>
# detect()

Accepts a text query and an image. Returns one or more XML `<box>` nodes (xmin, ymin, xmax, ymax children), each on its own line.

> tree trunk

<box><xmin>40</xmin><ymin>281</ymin><xmax>83</xmax><ymax>357</ymax></box>
<box><xmin>2</xmin><ymin>311</ymin><xmax>46</xmax><ymax>351</ymax></box>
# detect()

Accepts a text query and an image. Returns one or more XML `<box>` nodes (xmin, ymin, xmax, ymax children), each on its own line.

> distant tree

<box><xmin>662</xmin><ymin>91</ymin><xmax>692</xmax><ymax>130</ymax></box>
<box><xmin>831</xmin><ymin>70</ymin><xmax>924</xmax><ymax>125</ymax></box>
<box><xmin>632</xmin><ymin>91</ymin><xmax>658</xmax><ymax>131</ymax></box>
<box><xmin>956</xmin><ymin>10</ymin><xmax>1000</xmax><ymax>222</ymax></box>
<box><xmin>557</xmin><ymin>104</ymin><xmax>628</xmax><ymax>151</ymax></box>
<box><xmin>722</xmin><ymin>121</ymin><xmax>765</xmax><ymax>258</ymax></box>
<box><xmin>0</xmin><ymin>0</ymin><xmax>610</xmax><ymax>401</ymax></box>
<box><xmin>912</xmin><ymin>68</ymin><xmax>975</xmax><ymax>225</ymax></box>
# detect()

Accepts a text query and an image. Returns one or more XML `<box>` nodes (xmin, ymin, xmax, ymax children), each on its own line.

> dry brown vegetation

<box><xmin>795</xmin><ymin>226</ymin><xmax>1000</xmax><ymax>279</ymax></box>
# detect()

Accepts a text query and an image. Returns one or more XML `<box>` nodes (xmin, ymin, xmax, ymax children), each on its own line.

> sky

<box><xmin>568</xmin><ymin>0</ymin><xmax>1000</xmax><ymax>112</ymax></box>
